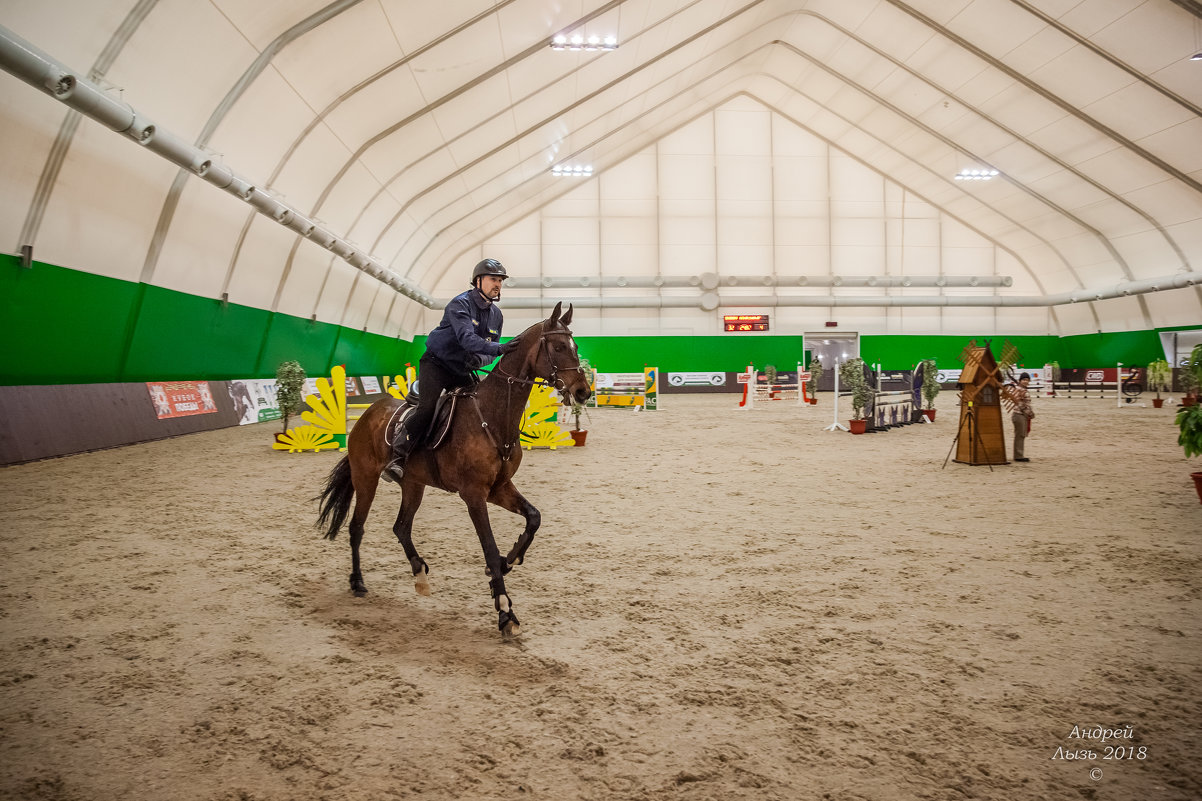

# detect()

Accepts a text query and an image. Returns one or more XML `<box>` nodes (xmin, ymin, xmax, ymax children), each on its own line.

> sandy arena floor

<box><xmin>1</xmin><ymin>392</ymin><xmax>1200</xmax><ymax>800</ymax></box>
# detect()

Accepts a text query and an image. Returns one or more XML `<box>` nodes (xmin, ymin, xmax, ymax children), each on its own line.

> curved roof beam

<box><xmin>281</xmin><ymin>0</ymin><xmax>750</xmax><ymax>314</ymax></box>
<box><xmin>384</xmin><ymin>31</ymin><xmax>1126</xmax><ymax>323</ymax></box>
<box><xmin>138</xmin><ymin>0</ymin><xmax>368</xmax><ymax>284</ymax></box>
<box><xmin>414</xmin><ymin>82</ymin><xmax>1076</xmax><ymax>333</ymax></box>
<box><xmin>885</xmin><ymin>0</ymin><xmax>1202</xmax><ymax>196</ymax></box>
<box><xmin>238</xmin><ymin>0</ymin><xmax>530</xmax><ymax>307</ymax></box>
<box><xmin>256</xmin><ymin>0</ymin><xmax>628</xmax><ymax>312</ymax></box>
<box><xmin>357</xmin><ymin>9</ymin><xmax>1186</xmax><ymax>284</ymax></box>
<box><xmin>16</xmin><ymin>0</ymin><xmax>159</xmax><ymax>250</ymax></box>
<box><xmin>1004</xmin><ymin>0</ymin><xmax>1201</xmax><ymax>118</ymax></box>
<box><xmin>365</xmin><ymin>8</ymin><xmax>1182</xmax><ymax>309</ymax></box>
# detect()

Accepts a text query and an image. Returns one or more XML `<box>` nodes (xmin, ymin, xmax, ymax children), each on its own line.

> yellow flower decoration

<box><xmin>272</xmin><ymin>425</ymin><xmax>341</xmax><ymax>452</ymax></box>
<box><xmin>386</xmin><ymin>365</ymin><xmax>418</xmax><ymax>400</ymax></box>
<box><xmin>520</xmin><ymin>382</ymin><xmax>573</xmax><ymax>448</ymax></box>
<box><xmin>522</xmin><ymin>422</ymin><xmax>573</xmax><ymax>449</ymax></box>
<box><xmin>302</xmin><ymin>364</ymin><xmax>348</xmax><ymax>448</ymax></box>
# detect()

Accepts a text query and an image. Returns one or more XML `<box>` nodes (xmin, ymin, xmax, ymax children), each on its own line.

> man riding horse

<box><xmin>384</xmin><ymin>257</ymin><xmax>520</xmax><ymax>482</ymax></box>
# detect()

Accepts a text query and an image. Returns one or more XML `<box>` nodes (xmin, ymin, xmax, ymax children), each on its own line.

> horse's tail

<box><xmin>315</xmin><ymin>456</ymin><xmax>354</xmax><ymax>541</ymax></box>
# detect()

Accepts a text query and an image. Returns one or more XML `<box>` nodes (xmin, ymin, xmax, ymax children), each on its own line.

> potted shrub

<box><xmin>764</xmin><ymin>364</ymin><xmax>779</xmax><ymax>399</ymax></box>
<box><xmin>920</xmin><ymin>358</ymin><xmax>940</xmax><ymax>421</ymax></box>
<box><xmin>568</xmin><ymin>358</ymin><xmax>592</xmax><ymax>446</ymax></box>
<box><xmin>1147</xmin><ymin>358</ymin><xmax>1172</xmax><ymax>408</ymax></box>
<box><xmin>1176</xmin><ymin>402</ymin><xmax>1202</xmax><ymax>503</ymax></box>
<box><xmin>1181</xmin><ymin>344</ymin><xmax>1202</xmax><ymax>407</ymax></box>
<box><xmin>839</xmin><ymin>358</ymin><xmax>873</xmax><ymax>434</ymax></box>
<box><xmin>807</xmin><ymin>358</ymin><xmax>823</xmax><ymax>404</ymax></box>
<box><xmin>568</xmin><ymin>400</ymin><xmax>589</xmax><ymax>446</ymax></box>
<box><xmin>275</xmin><ymin>360</ymin><xmax>307</xmax><ymax>440</ymax></box>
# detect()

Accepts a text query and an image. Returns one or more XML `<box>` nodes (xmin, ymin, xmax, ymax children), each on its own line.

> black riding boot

<box><xmin>382</xmin><ymin>424</ymin><xmax>416</xmax><ymax>483</ymax></box>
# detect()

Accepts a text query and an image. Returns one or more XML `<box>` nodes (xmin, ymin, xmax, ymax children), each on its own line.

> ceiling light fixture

<box><xmin>551</xmin><ymin>164</ymin><xmax>594</xmax><ymax>177</ymax></box>
<box><xmin>954</xmin><ymin>168</ymin><xmax>1000</xmax><ymax>181</ymax></box>
<box><xmin>551</xmin><ymin>33</ymin><xmax>617</xmax><ymax>51</ymax></box>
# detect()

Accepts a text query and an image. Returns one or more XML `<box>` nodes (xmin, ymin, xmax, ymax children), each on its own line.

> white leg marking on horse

<box><xmin>414</xmin><ymin>572</ymin><xmax>431</xmax><ymax>596</ymax></box>
<box><xmin>497</xmin><ymin>594</ymin><xmax>510</xmax><ymax>613</ymax></box>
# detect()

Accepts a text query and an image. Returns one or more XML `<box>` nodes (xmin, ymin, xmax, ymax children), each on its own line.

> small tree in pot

<box><xmin>920</xmin><ymin>358</ymin><xmax>940</xmax><ymax>420</ymax></box>
<box><xmin>1147</xmin><ymin>358</ymin><xmax>1172</xmax><ymax>407</ymax></box>
<box><xmin>1181</xmin><ymin>344</ymin><xmax>1202</xmax><ymax>406</ymax></box>
<box><xmin>1176</xmin><ymin>401</ymin><xmax>1202</xmax><ymax>503</ymax></box>
<box><xmin>568</xmin><ymin>358</ymin><xmax>592</xmax><ymax>445</ymax></box>
<box><xmin>275</xmin><ymin>360</ymin><xmax>307</xmax><ymax>435</ymax></box>
<box><xmin>807</xmin><ymin>358</ymin><xmax>823</xmax><ymax>403</ymax></box>
<box><xmin>839</xmin><ymin>358</ymin><xmax>873</xmax><ymax>432</ymax></box>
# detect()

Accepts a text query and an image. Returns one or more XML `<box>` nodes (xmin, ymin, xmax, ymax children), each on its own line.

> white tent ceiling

<box><xmin>1</xmin><ymin>0</ymin><xmax>1200</xmax><ymax>338</ymax></box>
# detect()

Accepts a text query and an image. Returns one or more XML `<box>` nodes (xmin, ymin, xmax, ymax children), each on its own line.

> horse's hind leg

<box><xmin>461</xmin><ymin>491</ymin><xmax>520</xmax><ymax>636</ymax></box>
<box><xmin>393</xmin><ymin>482</ymin><xmax>430</xmax><ymax>596</ymax></box>
<box><xmin>347</xmin><ymin>480</ymin><xmax>379</xmax><ymax>597</ymax></box>
<box><xmin>488</xmin><ymin>480</ymin><xmax>541</xmax><ymax>570</ymax></box>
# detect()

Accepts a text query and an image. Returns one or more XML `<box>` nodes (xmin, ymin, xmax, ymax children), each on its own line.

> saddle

<box><xmin>391</xmin><ymin>385</ymin><xmax>473</xmax><ymax>452</ymax></box>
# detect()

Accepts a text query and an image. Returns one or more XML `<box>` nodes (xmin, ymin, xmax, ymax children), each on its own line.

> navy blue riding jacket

<box><xmin>424</xmin><ymin>289</ymin><xmax>504</xmax><ymax>375</ymax></box>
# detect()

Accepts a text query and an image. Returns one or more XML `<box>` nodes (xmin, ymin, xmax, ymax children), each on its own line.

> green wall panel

<box><xmin>1</xmin><ymin>255</ymin><xmax>141</xmax><ymax>384</ymax></box>
<box><xmin>258</xmin><ymin>312</ymin><xmax>342</xmax><ymax>380</ymax></box>
<box><xmin>1</xmin><ymin>256</ymin><xmax>422</xmax><ymax>385</ymax></box>
<box><xmin>122</xmin><ymin>285</ymin><xmax>270</xmax><ymax>381</ymax></box>
<box><xmin>2</xmin><ymin>257</ymin><xmax>1193</xmax><ymax>386</ymax></box>
<box><xmin>1058</xmin><ymin>330</ymin><xmax>1165</xmax><ymax>368</ymax></box>
<box><xmin>330</xmin><ymin>326</ymin><xmax>417</xmax><ymax>378</ymax></box>
<box><xmin>572</xmin><ymin>335</ymin><xmax>806</xmax><ymax>372</ymax></box>
<box><xmin>860</xmin><ymin>335</ymin><xmax>1061</xmax><ymax>371</ymax></box>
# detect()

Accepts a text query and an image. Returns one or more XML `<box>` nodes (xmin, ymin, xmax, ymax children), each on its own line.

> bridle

<box><xmin>492</xmin><ymin>328</ymin><xmax>585</xmax><ymax>397</ymax></box>
<box><xmin>476</xmin><ymin>326</ymin><xmax>586</xmax><ymax>461</ymax></box>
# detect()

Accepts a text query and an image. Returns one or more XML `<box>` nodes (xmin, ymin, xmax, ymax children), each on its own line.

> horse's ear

<box><xmin>561</xmin><ymin>303</ymin><xmax>573</xmax><ymax>327</ymax></box>
<box><xmin>548</xmin><ymin>301</ymin><xmax>563</xmax><ymax>326</ymax></box>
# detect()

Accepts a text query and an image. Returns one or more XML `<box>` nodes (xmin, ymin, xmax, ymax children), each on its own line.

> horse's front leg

<box><xmin>488</xmin><ymin>480</ymin><xmax>540</xmax><ymax>570</ymax></box>
<box><xmin>393</xmin><ymin>482</ymin><xmax>430</xmax><ymax>596</ymax></box>
<box><xmin>461</xmin><ymin>490</ymin><xmax>520</xmax><ymax>636</ymax></box>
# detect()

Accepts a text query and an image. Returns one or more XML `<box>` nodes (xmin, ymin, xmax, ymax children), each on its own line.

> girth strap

<box><xmin>471</xmin><ymin>394</ymin><xmax>516</xmax><ymax>462</ymax></box>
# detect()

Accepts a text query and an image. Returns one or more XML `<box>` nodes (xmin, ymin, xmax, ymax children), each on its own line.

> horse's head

<box><xmin>519</xmin><ymin>302</ymin><xmax>592</xmax><ymax>406</ymax></box>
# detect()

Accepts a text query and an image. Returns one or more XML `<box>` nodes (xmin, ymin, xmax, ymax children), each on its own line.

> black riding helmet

<box><xmin>471</xmin><ymin>258</ymin><xmax>508</xmax><ymax>287</ymax></box>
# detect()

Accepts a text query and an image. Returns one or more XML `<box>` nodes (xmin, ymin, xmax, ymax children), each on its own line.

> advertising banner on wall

<box><xmin>667</xmin><ymin>372</ymin><xmax>726</xmax><ymax>387</ymax></box>
<box><xmin>147</xmin><ymin>381</ymin><xmax>218</xmax><ymax>419</ymax></box>
<box><xmin>227</xmin><ymin>379</ymin><xmax>283</xmax><ymax>425</ymax></box>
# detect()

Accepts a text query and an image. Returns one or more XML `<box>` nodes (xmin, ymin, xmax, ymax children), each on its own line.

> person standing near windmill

<box><xmin>1010</xmin><ymin>372</ymin><xmax>1035</xmax><ymax>462</ymax></box>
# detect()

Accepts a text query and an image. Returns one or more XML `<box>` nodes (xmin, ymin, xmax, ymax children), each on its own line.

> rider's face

<box><xmin>479</xmin><ymin>275</ymin><xmax>503</xmax><ymax>300</ymax></box>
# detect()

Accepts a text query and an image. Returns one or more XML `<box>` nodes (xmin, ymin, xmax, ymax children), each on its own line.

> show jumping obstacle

<box><xmin>824</xmin><ymin>358</ymin><xmax>927</xmax><ymax>434</ymax></box>
<box><xmin>738</xmin><ymin>363</ymin><xmax>807</xmax><ymax>409</ymax></box>
<box><xmin>588</xmin><ymin>367</ymin><xmax>659</xmax><ymax>410</ymax></box>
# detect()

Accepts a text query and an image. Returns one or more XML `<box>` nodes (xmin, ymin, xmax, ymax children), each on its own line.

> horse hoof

<box><xmin>350</xmin><ymin>573</ymin><xmax>367</xmax><ymax>596</ymax></box>
<box><xmin>498</xmin><ymin>609</ymin><xmax>521</xmax><ymax>637</ymax></box>
<box><xmin>353</xmin><ymin>588</ymin><xmax>367</xmax><ymax>597</ymax></box>
<box><xmin>414</xmin><ymin>578</ymin><xmax>431</xmax><ymax>596</ymax></box>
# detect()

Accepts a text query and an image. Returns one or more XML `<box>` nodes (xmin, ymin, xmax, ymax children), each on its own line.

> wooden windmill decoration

<box><xmin>996</xmin><ymin>339</ymin><xmax>1025</xmax><ymax>414</ymax></box>
<box><xmin>944</xmin><ymin>339</ymin><xmax>1012</xmax><ymax>467</ymax></box>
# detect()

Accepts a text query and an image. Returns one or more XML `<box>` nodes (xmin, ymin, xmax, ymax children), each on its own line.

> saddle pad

<box><xmin>389</xmin><ymin>388</ymin><xmax>472</xmax><ymax>452</ymax></box>
<box><xmin>428</xmin><ymin>389</ymin><xmax>471</xmax><ymax>450</ymax></box>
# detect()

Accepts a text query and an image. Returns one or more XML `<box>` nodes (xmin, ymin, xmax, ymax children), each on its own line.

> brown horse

<box><xmin>316</xmin><ymin>302</ymin><xmax>591</xmax><ymax>635</ymax></box>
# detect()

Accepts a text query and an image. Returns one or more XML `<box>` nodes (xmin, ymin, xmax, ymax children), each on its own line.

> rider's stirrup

<box><xmin>382</xmin><ymin>458</ymin><xmax>404</xmax><ymax>483</ymax></box>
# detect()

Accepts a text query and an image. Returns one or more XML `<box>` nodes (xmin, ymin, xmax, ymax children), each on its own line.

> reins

<box><xmin>474</xmin><ymin>328</ymin><xmax>583</xmax><ymax>462</ymax></box>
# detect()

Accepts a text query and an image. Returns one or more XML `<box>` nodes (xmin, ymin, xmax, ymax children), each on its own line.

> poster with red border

<box><xmin>147</xmin><ymin>381</ymin><xmax>219</xmax><ymax>419</ymax></box>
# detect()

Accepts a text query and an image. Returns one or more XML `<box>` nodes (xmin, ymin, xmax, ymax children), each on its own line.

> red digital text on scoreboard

<box><xmin>723</xmin><ymin>314</ymin><xmax>769</xmax><ymax>332</ymax></box>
